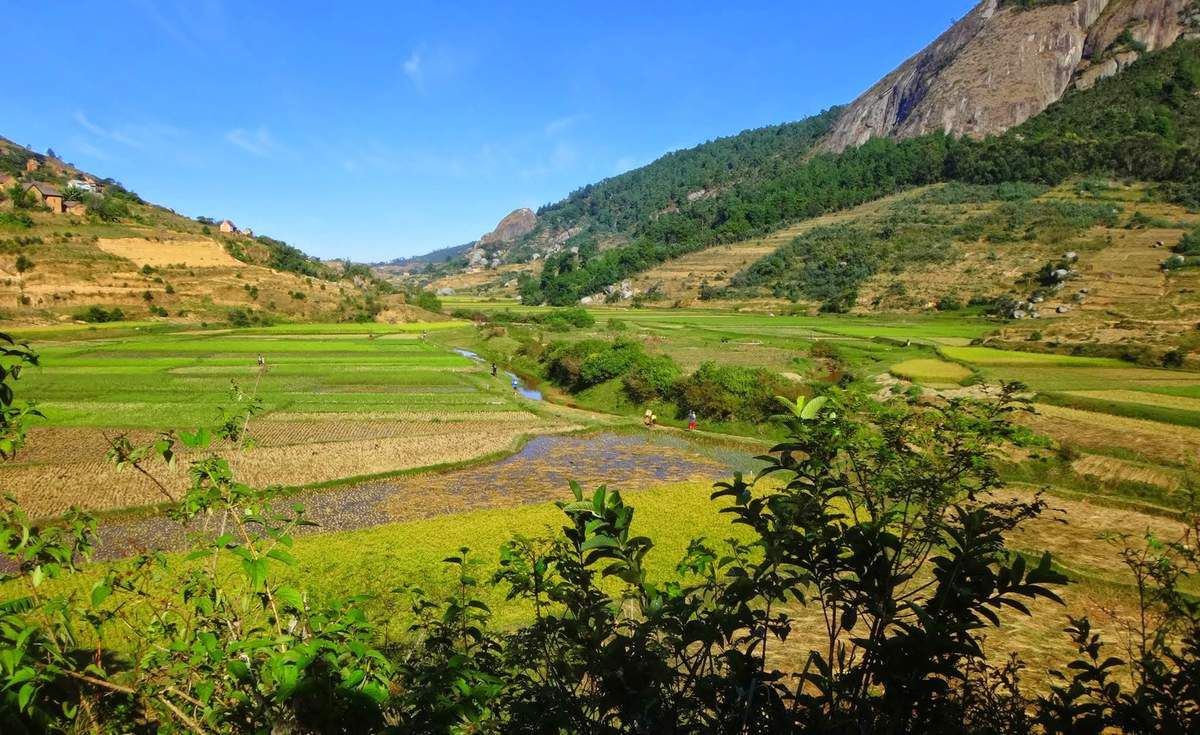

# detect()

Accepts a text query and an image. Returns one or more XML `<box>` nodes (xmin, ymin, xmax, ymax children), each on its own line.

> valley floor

<box><xmin>3</xmin><ymin>309</ymin><xmax>1198</xmax><ymax>690</ymax></box>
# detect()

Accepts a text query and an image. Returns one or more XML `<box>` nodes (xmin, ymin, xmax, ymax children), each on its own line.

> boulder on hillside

<box><xmin>479</xmin><ymin>208</ymin><xmax>538</xmax><ymax>245</ymax></box>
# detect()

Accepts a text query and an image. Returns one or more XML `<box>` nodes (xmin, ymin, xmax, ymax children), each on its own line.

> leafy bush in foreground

<box><xmin>0</xmin><ymin>334</ymin><xmax>1197</xmax><ymax>733</ymax></box>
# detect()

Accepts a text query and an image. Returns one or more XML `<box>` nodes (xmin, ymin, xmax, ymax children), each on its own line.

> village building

<box><xmin>25</xmin><ymin>182</ymin><xmax>64</xmax><ymax>213</ymax></box>
<box><xmin>24</xmin><ymin>158</ymin><xmax>39</xmax><ymax>173</ymax></box>
<box><xmin>67</xmin><ymin>178</ymin><xmax>98</xmax><ymax>193</ymax></box>
<box><xmin>64</xmin><ymin>200</ymin><xmax>87</xmax><ymax>216</ymax></box>
<box><xmin>219</xmin><ymin>219</ymin><xmax>239</xmax><ymax>233</ymax></box>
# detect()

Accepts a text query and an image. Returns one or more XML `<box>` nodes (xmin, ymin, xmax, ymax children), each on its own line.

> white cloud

<box><xmin>73</xmin><ymin>112</ymin><xmax>187</xmax><ymax>155</ymax></box>
<box><xmin>544</xmin><ymin>114</ymin><xmax>586</xmax><ymax>136</ymax></box>
<box><xmin>402</xmin><ymin>50</ymin><xmax>424</xmax><ymax>90</ymax></box>
<box><xmin>74</xmin><ymin>112</ymin><xmax>140</xmax><ymax>148</ymax></box>
<box><xmin>225</xmin><ymin>126</ymin><xmax>284</xmax><ymax>157</ymax></box>
<box><xmin>70</xmin><ymin>138</ymin><xmax>111</xmax><ymax>161</ymax></box>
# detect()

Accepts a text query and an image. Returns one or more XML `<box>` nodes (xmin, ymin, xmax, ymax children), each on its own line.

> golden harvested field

<box><xmin>1025</xmin><ymin>403</ymin><xmax>1200</xmax><ymax>466</ymax></box>
<box><xmin>1071</xmin><ymin>454</ymin><xmax>1183</xmax><ymax>491</ymax></box>
<box><xmin>1064</xmin><ymin>389</ymin><xmax>1200</xmax><ymax>412</ymax></box>
<box><xmin>889</xmin><ymin>358</ymin><xmax>972</xmax><ymax>384</ymax></box>
<box><xmin>3</xmin><ymin>419</ymin><xmax>569</xmax><ymax>518</ymax></box>
<box><xmin>96</xmin><ymin>236</ymin><xmax>245</xmax><ymax>268</ymax></box>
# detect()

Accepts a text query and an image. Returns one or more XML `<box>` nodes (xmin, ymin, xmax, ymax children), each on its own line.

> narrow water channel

<box><xmin>452</xmin><ymin>347</ymin><xmax>543</xmax><ymax>400</ymax></box>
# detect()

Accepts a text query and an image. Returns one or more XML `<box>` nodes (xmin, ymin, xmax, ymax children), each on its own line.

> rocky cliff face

<box><xmin>821</xmin><ymin>0</ymin><xmax>1195</xmax><ymax>152</ymax></box>
<box><xmin>478</xmin><ymin>208</ymin><xmax>538</xmax><ymax>245</ymax></box>
<box><xmin>467</xmin><ymin>208</ymin><xmax>539</xmax><ymax>269</ymax></box>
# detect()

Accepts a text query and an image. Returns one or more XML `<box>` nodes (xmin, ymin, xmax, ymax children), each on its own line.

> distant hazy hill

<box><xmin>391</xmin><ymin>109</ymin><xmax>842</xmax><ymax>270</ymax></box>
<box><xmin>374</xmin><ymin>241</ymin><xmax>475</xmax><ymax>271</ymax></box>
<box><xmin>0</xmin><ymin>137</ymin><xmax>418</xmax><ymax>325</ymax></box>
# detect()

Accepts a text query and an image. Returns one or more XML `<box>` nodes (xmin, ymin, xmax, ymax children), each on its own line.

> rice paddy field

<box><xmin>4</xmin><ymin>306</ymin><xmax>1199</xmax><ymax>689</ymax></box>
<box><xmin>1</xmin><ymin>320</ymin><xmax>584</xmax><ymax>517</ymax></box>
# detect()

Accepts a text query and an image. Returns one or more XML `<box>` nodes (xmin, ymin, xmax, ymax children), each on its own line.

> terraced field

<box><xmin>0</xmin><ymin>322</ymin><xmax>578</xmax><ymax>517</ymax></box>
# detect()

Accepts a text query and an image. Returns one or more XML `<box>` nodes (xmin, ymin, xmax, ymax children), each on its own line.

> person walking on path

<box><xmin>491</xmin><ymin>362</ymin><xmax>498</xmax><ymax>377</ymax></box>
<box><xmin>687</xmin><ymin>409</ymin><xmax>697</xmax><ymax>431</ymax></box>
<box><xmin>643</xmin><ymin>408</ymin><xmax>657</xmax><ymax>429</ymax></box>
<box><xmin>512</xmin><ymin>377</ymin><xmax>520</xmax><ymax>393</ymax></box>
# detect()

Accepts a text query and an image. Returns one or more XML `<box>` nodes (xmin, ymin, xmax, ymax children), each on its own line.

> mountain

<box><xmin>0</xmin><ymin>137</ymin><xmax>417</xmax><ymax>325</ymax></box>
<box><xmin>396</xmin><ymin>1</ymin><xmax>1199</xmax><ymax>305</ymax></box>
<box><xmin>821</xmin><ymin>0</ymin><xmax>1198</xmax><ymax>152</ymax></box>
<box><xmin>386</xmin><ymin>109</ymin><xmax>842</xmax><ymax>276</ymax></box>
<box><xmin>373</xmin><ymin>241</ymin><xmax>475</xmax><ymax>272</ymax></box>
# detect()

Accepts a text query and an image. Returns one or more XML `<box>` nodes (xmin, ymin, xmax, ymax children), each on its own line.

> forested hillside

<box><xmin>506</xmin><ymin>109</ymin><xmax>842</xmax><ymax>257</ymax></box>
<box><xmin>524</xmin><ymin>40</ymin><xmax>1200</xmax><ymax>305</ymax></box>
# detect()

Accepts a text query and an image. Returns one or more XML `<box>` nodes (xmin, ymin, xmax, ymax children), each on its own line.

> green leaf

<box><xmin>581</xmin><ymin>535</ymin><xmax>620</xmax><ymax>551</ymax></box>
<box><xmin>800</xmin><ymin>396</ymin><xmax>828</xmax><ymax>420</ymax></box>
<box><xmin>242</xmin><ymin>558</ymin><xmax>268</xmax><ymax>591</ymax></box>
<box><xmin>90</xmin><ymin>581</ymin><xmax>112</xmax><ymax>607</ymax></box>
<box><xmin>18</xmin><ymin>682</ymin><xmax>35</xmax><ymax>711</ymax></box>
<box><xmin>266</xmin><ymin>549</ymin><xmax>296</xmax><ymax>566</ymax></box>
<box><xmin>276</xmin><ymin>586</ymin><xmax>304</xmax><ymax>611</ymax></box>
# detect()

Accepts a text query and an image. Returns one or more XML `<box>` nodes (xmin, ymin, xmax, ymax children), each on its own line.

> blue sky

<box><xmin>6</xmin><ymin>1</ymin><xmax>976</xmax><ymax>261</ymax></box>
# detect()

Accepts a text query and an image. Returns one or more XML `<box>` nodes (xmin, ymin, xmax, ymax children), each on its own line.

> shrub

<box><xmin>227</xmin><ymin>307</ymin><xmax>253</xmax><ymax>327</ymax></box>
<box><xmin>83</xmin><ymin>192</ymin><xmax>132</xmax><ymax>222</ymax></box>
<box><xmin>1174</xmin><ymin>226</ymin><xmax>1200</xmax><ymax>255</ymax></box>
<box><xmin>543</xmin><ymin>338</ymin><xmax>647</xmax><ymax>391</ymax></box>
<box><xmin>4</xmin><ymin>183</ymin><xmax>33</xmax><ymax>209</ymax></box>
<box><xmin>621</xmin><ymin>354</ymin><xmax>681</xmax><ymax>403</ymax></box>
<box><xmin>673</xmin><ymin>361</ymin><xmax>798</xmax><ymax>423</ymax></box>
<box><xmin>74</xmin><ymin>305</ymin><xmax>125</xmax><ymax>323</ymax></box>
<box><xmin>0</xmin><ymin>211</ymin><xmax>33</xmax><ymax>228</ymax></box>
<box><xmin>936</xmin><ymin>294</ymin><xmax>963</xmax><ymax>311</ymax></box>
<box><xmin>539</xmin><ymin>307</ymin><xmax>595</xmax><ymax>330</ymax></box>
<box><xmin>413</xmin><ymin>291</ymin><xmax>442</xmax><ymax>313</ymax></box>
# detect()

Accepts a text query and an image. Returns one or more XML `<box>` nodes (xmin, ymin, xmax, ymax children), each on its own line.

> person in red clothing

<box><xmin>687</xmin><ymin>409</ymin><xmax>697</xmax><ymax>431</ymax></box>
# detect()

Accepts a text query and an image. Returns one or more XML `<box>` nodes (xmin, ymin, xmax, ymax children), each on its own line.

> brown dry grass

<box><xmin>1064</xmin><ymin>389</ymin><xmax>1200</xmax><ymax>412</ymax></box>
<box><xmin>96</xmin><ymin>237</ymin><xmax>244</xmax><ymax>268</ymax></box>
<box><xmin>1024</xmin><ymin>403</ymin><xmax>1200</xmax><ymax>466</ymax></box>
<box><xmin>1071</xmin><ymin>454</ymin><xmax>1183</xmax><ymax>491</ymax></box>
<box><xmin>1</xmin><ymin>419</ymin><xmax>569</xmax><ymax>518</ymax></box>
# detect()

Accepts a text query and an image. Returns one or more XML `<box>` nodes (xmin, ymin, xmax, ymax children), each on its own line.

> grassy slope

<box><xmin>0</xmin><ymin>138</ymin><xmax>404</xmax><ymax>325</ymax></box>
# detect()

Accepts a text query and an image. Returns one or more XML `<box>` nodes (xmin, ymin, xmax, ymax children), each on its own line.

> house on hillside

<box><xmin>67</xmin><ymin>178</ymin><xmax>98</xmax><ymax>193</ymax></box>
<box><xmin>24</xmin><ymin>158</ymin><xmax>39</xmax><ymax>173</ymax></box>
<box><xmin>65</xmin><ymin>199</ymin><xmax>87</xmax><ymax>216</ymax></box>
<box><xmin>219</xmin><ymin>219</ymin><xmax>239</xmax><ymax>234</ymax></box>
<box><xmin>25</xmin><ymin>182</ymin><xmax>64</xmax><ymax>213</ymax></box>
